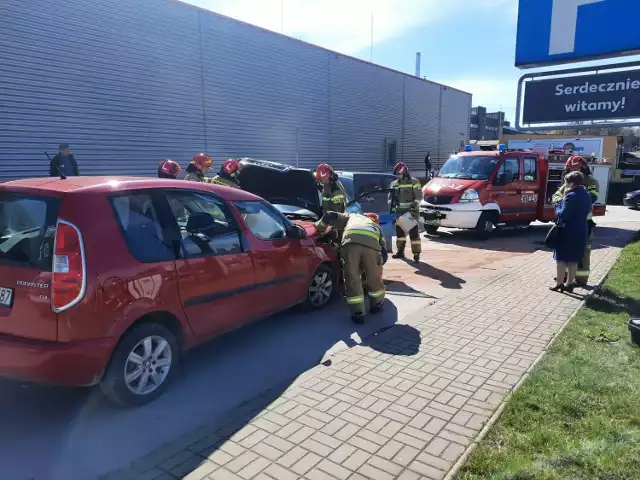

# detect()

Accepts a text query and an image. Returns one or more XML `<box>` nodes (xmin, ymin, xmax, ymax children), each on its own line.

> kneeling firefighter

<box><xmin>212</xmin><ymin>159</ymin><xmax>242</xmax><ymax>189</ymax></box>
<box><xmin>316</xmin><ymin>212</ymin><xmax>388</xmax><ymax>324</ymax></box>
<box><xmin>315</xmin><ymin>163</ymin><xmax>346</xmax><ymax>213</ymax></box>
<box><xmin>552</xmin><ymin>156</ymin><xmax>599</xmax><ymax>286</ymax></box>
<box><xmin>390</xmin><ymin>162</ymin><xmax>422</xmax><ymax>261</ymax></box>
<box><xmin>184</xmin><ymin>153</ymin><xmax>215</xmax><ymax>183</ymax></box>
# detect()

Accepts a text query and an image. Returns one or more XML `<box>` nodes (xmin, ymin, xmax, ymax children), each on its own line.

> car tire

<box><xmin>100</xmin><ymin>323</ymin><xmax>179</xmax><ymax>407</ymax></box>
<box><xmin>424</xmin><ymin>225</ymin><xmax>439</xmax><ymax>235</ymax></box>
<box><xmin>305</xmin><ymin>264</ymin><xmax>334</xmax><ymax>310</ymax></box>
<box><xmin>474</xmin><ymin>212</ymin><xmax>494</xmax><ymax>240</ymax></box>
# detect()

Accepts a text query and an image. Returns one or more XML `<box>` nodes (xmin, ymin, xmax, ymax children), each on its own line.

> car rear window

<box><xmin>0</xmin><ymin>193</ymin><xmax>59</xmax><ymax>269</ymax></box>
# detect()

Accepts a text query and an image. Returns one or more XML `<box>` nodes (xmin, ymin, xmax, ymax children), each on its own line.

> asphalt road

<box><xmin>1</xmin><ymin>206</ymin><xmax>638</xmax><ymax>480</ymax></box>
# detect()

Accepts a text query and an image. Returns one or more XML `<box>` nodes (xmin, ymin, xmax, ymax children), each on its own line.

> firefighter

<box><xmin>552</xmin><ymin>155</ymin><xmax>599</xmax><ymax>286</ymax></box>
<box><xmin>212</xmin><ymin>159</ymin><xmax>242</xmax><ymax>189</ymax></box>
<box><xmin>184</xmin><ymin>153</ymin><xmax>215</xmax><ymax>182</ymax></box>
<box><xmin>315</xmin><ymin>212</ymin><xmax>387</xmax><ymax>324</ymax></box>
<box><xmin>157</xmin><ymin>159</ymin><xmax>182</xmax><ymax>179</ymax></box>
<box><xmin>390</xmin><ymin>162</ymin><xmax>422</xmax><ymax>261</ymax></box>
<box><xmin>315</xmin><ymin>163</ymin><xmax>346</xmax><ymax>213</ymax></box>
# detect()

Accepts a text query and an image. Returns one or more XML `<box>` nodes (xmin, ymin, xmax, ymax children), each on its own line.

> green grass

<box><xmin>458</xmin><ymin>239</ymin><xmax>640</xmax><ymax>480</ymax></box>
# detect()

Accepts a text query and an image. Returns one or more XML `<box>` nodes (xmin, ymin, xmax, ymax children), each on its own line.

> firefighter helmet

<box><xmin>222</xmin><ymin>158</ymin><xmax>242</xmax><ymax>177</ymax></box>
<box><xmin>192</xmin><ymin>153</ymin><xmax>213</xmax><ymax>170</ymax></box>
<box><xmin>158</xmin><ymin>159</ymin><xmax>182</xmax><ymax>179</ymax></box>
<box><xmin>566</xmin><ymin>156</ymin><xmax>588</xmax><ymax>170</ymax></box>
<box><xmin>393</xmin><ymin>162</ymin><xmax>408</xmax><ymax>176</ymax></box>
<box><xmin>315</xmin><ymin>163</ymin><xmax>334</xmax><ymax>183</ymax></box>
<box><xmin>365</xmin><ymin>213</ymin><xmax>380</xmax><ymax>224</ymax></box>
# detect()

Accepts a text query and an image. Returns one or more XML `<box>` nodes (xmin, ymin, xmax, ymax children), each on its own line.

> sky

<box><xmin>183</xmin><ymin>0</ymin><xmax>638</xmax><ymax>125</ymax></box>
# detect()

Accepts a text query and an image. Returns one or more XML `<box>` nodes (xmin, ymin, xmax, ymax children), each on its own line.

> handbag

<box><xmin>545</xmin><ymin>223</ymin><xmax>560</xmax><ymax>249</ymax></box>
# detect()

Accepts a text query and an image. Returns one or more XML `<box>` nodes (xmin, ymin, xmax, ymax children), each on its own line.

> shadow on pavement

<box><xmin>361</xmin><ymin>324</ymin><xmax>421</xmax><ymax>356</ymax></box>
<box><xmin>587</xmin><ymin>287</ymin><xmax>640</xmax><ymax>317</ymax></box>
<box><xmin>0</xmin><ymin>297</ymin><xmax>402</xmax><ymax>480</ymax></box>
<box><xmin>384</xmin><ymin>279</ymin><xmax>437</xmax><ymax>298</ymax></box>
<box><xmin>401</xmin><ymin>258</ymin><xmax>466</xmax><ymax>289</ymax></box>
<box><xmin>426</xmin><ymin>224</ymin><xmax>547</xmax><ymax>254</ymax></box>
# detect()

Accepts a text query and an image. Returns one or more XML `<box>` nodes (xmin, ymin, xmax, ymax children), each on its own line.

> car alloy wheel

<box><xmin>124</xmin><ymin>335</ymin><xmax>172</xmax><ymax>396</ymax></box>
<box><xmin>308</xmin><ymin>267</ymin><xmax>333</xmax><ymax>308</ymax></box>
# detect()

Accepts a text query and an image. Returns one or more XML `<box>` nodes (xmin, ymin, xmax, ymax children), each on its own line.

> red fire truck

<box><xmin>419</xmin><ymin>146</ymin><xmax>610</xmax><ymax>238</ymax></box>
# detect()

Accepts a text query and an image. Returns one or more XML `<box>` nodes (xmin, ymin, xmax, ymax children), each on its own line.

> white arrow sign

<box><xmin>549</xmin><ymin>0</ymin><xmax>606</xmax><ymax>55</ymax></box>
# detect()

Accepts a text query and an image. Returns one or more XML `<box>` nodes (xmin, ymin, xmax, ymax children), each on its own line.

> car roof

<box><xmin>1</xmin><ymin>176</ymin><xmax>262</xmax><ymax>201</ymax></box>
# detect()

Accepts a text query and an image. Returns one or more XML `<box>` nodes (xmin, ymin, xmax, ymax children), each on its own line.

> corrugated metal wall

<box><xmin>0</xmin><ymin>0</ymin><xmax>471</xmax><ymax>181</ymax></box>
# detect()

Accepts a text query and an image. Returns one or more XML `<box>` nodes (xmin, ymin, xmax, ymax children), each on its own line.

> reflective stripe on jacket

<box><xmin>212</xmin><ymin>175</ymin><xmax>240</xmax><ymax>189</ymax></box>
<box><xmin>316</xmin><ymin>212</ymin><xmax>385</xmax><ymax>251</ymax></box>
<box><xmin>390</xmin><ymin>178</ymin><xmax>422</xmax><ymax>212</ymax></box>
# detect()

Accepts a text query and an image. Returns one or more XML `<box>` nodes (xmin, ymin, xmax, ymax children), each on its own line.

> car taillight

<box><xmin>52</xmin><ymin>220</ymin><xmax>86</xmax><ymax>312</ymax></box>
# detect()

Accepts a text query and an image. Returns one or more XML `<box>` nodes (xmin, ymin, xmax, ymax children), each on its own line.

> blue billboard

<box><xmin>516</xmin><ymin>0</ymin><xmax>640</xmax><ymax>69</ymax></box>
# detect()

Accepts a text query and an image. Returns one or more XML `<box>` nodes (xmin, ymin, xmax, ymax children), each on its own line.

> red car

<box><xmin>0</xmin><ymin>177</ymin><xmax>338</xmax><ymax>406</ymax></box>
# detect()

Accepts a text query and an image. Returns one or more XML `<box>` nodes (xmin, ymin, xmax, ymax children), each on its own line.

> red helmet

<box><xmin>566</xmin><ymin>156</ymin><xmax>587</xmax><ymax>170</ymax></box>
<box><xmin>222</xmin><ymin>158</ymin><xmax>242</xmax><ymax>177</ymax></box>
<box><xmin>365</xmin><ymin>213</ymin><xmax>380</xmax><ymax>224</ymax></box>
<box><xmin>315</xmin><ymin>163</ymin><xmax>334</xmax><ymax>182</ymax></box>
<box><xmin>192</xmin><ymin>153</ymin><xmax>213</xmax><ymax>170</ymax></box>
<box><xmin>393</xmin><ymin>162</ymin><xmax>408</xmax><ymax>176</ymax></box>
<box><xmin>158</xmin><ymin>159</ymin><xmax>182</xmax><ymax>179</ymax></box>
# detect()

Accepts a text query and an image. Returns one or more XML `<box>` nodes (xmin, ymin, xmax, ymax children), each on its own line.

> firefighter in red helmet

<box><xmin>184</xmin><ymin>153</ymin><xmax>215</xmax><ymax>183</ymax></box>
<box><xmin>212</xmin><ymin>159</ymin><xmax>242</xmax><ymax>189</ymax></box>
<box><xmin>552</xmin><ymin>155</ymin><xmax>599</xmax><ymax>286</ymax></box>
<box><xmin>315</xmin><ymin>163</ymin><xmax>346</xmax><ymax>214</ymax></box>
<box><xmin>390</xmin><ymin>162</ymin><xmax>422</xmax><ymax>261</ymax></box>
<box><xmin>157</xmin><ymin>159</ymin><xmax>182</xmax><ymax>179</ymax></box>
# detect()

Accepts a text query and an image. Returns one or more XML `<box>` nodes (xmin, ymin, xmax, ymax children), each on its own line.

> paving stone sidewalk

<box><xmin>103</xmin><ymin>230</ymin><xmax>632</xmax><ymax>480</ymax></box>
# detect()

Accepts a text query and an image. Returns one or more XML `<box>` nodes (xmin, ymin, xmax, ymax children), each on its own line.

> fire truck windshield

<box><xmin>438</xmin><ymin>155</ymin><xmax>500</xmax><ymax>180</ymax></box>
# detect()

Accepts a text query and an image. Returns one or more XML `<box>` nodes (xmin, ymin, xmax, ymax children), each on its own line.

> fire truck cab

<box><xmin>419</xmin><ymin>145</ymin><xmax>610</xmax><ymax>238</ymax></box>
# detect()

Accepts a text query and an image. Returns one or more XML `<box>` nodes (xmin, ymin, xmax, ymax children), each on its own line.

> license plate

<box><xmin>0</xmin><ymin>287</ymin><xmax>13</xmax><ymax>307</ymax></box>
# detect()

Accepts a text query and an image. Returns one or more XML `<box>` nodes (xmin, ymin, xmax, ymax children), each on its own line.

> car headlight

<box><xmin>459</xmin><ymin>189</ymin><xmax>480</xmax><ymax>203</ymax></box>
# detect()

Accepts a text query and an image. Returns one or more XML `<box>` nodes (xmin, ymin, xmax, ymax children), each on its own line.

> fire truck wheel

<box><xmin>474</xmin><ymin>212</ymin><xmax>495</xmax><ymax>240</ymax></box>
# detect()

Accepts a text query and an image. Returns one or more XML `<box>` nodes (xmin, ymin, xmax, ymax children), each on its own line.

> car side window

<box><xmin>523</xmin><ymin>157</ymin><xmax>538</xmax><ymax>182</ymax></box>
<box><xmin>235</xmin><ymin>201</ymin><xmax>288</xmax><ymax>241</ymax></box>
<box><xmin>502</xmin><ymin>157</ymin><xmax>521</xmax><ymax>182</ymax></box>
<box><xmin>110</xmin><ymin>192</ymin><xmax>174</xmax><ymax>263</ymax></box>
<box><xmin>164</xmin><ymin>191</ymin><xmax>243</xmax><ymax>258</ymax></box>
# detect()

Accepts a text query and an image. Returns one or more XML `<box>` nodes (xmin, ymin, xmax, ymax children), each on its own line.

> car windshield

<box><xmin>339</xmin><ymin>177</ymin><xmax>355</xmax><ymax>201</ymax></box>
<box><xmin>438</xmin><ymin>155</ymin><xmax>500</xmax><ymax>180</ymax></box>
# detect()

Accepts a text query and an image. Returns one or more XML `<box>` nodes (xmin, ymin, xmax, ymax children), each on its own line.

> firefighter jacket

<box><xmin>552</xmin><ymin>175</ymin><xmax>599</xmax><ymax>219</ymax></box>
<box><xmin>389</xmin><ymin>177</ymin><xmax>422</xmax><ymax>213</ymax></box>
<box><xmin>212</xmin><ymin>174</ymin><xmax>241</xmax><ymax>189</ymax></box>
<box><xmin>316</xmin><ymin>212</ymin><xmax>386</xmax><ymax>252</ymax></box>
<box><xmin>184</xmin><ymin>165</ymin><xmax>216</xmax><ymax>184</ymax></box>
<box><xmin>321</xmin><ymin>181</ymin><xmax>346</xmax><ymax>213</ymax></box>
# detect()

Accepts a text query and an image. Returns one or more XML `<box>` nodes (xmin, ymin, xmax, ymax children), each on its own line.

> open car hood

<box><xmin>238</xmin><ymin>159</ymin><xmax>322</xmax><ymax>218</ymax></box>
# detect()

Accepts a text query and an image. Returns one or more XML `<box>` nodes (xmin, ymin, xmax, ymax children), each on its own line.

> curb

<box><xmin>442</xmin><ymin>263</ymin><xmax>616</xmax><ymax>480</ymax></box>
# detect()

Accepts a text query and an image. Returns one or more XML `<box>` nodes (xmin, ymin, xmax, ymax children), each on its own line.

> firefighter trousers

<box><xmin>576</xmin><ymin>226</ymin><xmax>594</xmax><ymax>285</ymax></box>
<box><xmin>342</xmin><ymin>244</ymin><xmax>385</xmax><ymax>316</ymax></box>
<box><xmin>395</xmin><ymin>224</ymin><xmax>421</xmax><ymax>255</ymax></box>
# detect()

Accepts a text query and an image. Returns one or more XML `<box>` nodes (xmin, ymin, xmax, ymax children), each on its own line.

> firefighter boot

<box><xmin>393</xmin><ymin>224</ymin><xmax>406</xmax><ymax>258</ymax></box>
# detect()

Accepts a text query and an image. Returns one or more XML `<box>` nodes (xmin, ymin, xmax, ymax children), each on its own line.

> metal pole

<box><xmin>370</xmin><ymin>13</ymin><xmax>373</xmax><ymax>62</ymax></box>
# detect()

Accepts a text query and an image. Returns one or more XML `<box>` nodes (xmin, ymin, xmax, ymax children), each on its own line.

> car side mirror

<box><xmin>287</xmin><ymin>224</ymin><xmax>307</xmax><ymax>239</ymax></box>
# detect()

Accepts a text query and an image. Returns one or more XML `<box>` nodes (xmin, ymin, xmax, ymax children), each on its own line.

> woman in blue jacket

<box><xmin>550</xmin><ymin>171</ymin><xmax>593</xmax><ymax>293</ymax></box>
